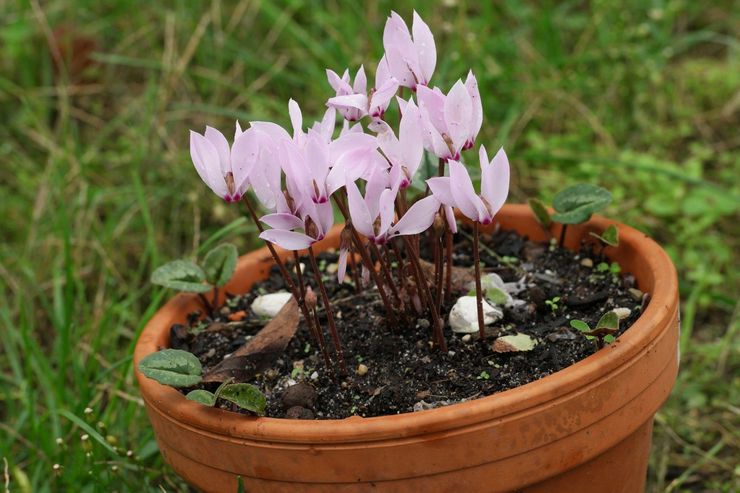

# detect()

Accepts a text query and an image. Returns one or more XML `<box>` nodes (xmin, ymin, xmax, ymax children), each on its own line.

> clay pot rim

<box><xmin>134</xmin><ymin>204</ymin><xmax>678</xmax><ymax>443</ymax></box>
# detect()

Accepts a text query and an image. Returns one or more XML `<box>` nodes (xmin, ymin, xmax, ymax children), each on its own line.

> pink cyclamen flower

<box><xmin>427</xmin><ymin>145</ymin><xmax>510</xmax><ymax>225</ymax></box>
<box><xmin>346</xmin><ymin>175</ymin><xmax>440</xmax><ymax>246</ymax></box>
<box><xmin>326</xmin><ymin>65</ymin><xmax>399</xmax><ymax>121</ymax></box>
<box><xmin>189</xmin><ymin>124</ymin><xmax>260</xmax><ymax>202</ymax></box>
<box><xmin>370</xmin><ymin>98</ymin><xmax>423</xmax><ymax>189</ymax></box>
<box><xmin>382</xmin><ymin>11</ymin><xmax>436</xmax><ymax>90</ymax></box>
<box><xmin>416</xmin><ymin>71</ymin><xmax>483</xmax><ymax>160</ymax></box>
<box><xmin>258</xmin><ymin>199</ymin><xmax>334</xmax><ymax>251</ymax></box>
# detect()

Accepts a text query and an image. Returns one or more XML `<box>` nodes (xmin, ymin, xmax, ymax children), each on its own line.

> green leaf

<box><xmin>203</xmin><ymin>243</ymin><xmax>238</xmax><ymax>287</ymax></box>
<box><xmin>528</xmin><ymin>198</ymin><xmax>552</xmax><ymax>228</ymax></box>
<box><xmin>603</xmin><ymin>334</ymin><xmax>616</xmax><ymax>344</ymax></box>
<box><xmin>186</xmin><ymin>389</ymin><xmax>216</xmax><ymax>406</ymax></box>
<box><xmin>570</xmin><ymin>319</ymin><xmax>591</xmax><ymax>332</ymax></box>
<box><xmin>596</xmin><ymin>311</ymin><xmax>620</xmax><ymax>331</ymax></box>
<box><xmin>151</xmin><ymin>260</ymin><xmax>211</xmax><ymax>292</ymax></box>
<box><xmin>219</xmin><ymin>383</ymin><xmax>267</xmax><ymax>414</ymax></box>
<box><xmin>589</xmin><ymin>225</ymin><xmax>619</xmax><ymax>247</ymax></box>
<box><xmin>551</xmin><ymin>184</ymin><xmax>612</xmax><ymax>224</ymax></box>
<box><xmin>486</xmin><ymin>287</ymin><xmax>508</xmax><ymax>305</ymax></box>
<box><xmin>138</xmin><ymin>349</ymin><xmax>202</xmax><ymax>387</ymax></box>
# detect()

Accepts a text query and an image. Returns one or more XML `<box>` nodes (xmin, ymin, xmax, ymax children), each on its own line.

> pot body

<box><xmin>135</xmin><ymin>204</ymin><xmax>680</xmax><ymax>493</ymax></box>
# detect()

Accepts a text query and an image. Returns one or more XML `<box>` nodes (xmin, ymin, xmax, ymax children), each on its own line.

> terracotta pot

<box><xmin>134</xmin><ymin>204</ymin><xmax>679</xmax><ymax>493</ymax></box>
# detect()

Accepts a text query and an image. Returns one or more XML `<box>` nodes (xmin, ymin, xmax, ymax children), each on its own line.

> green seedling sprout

<box><xmin>570</xmin><ymin>311</ymin><xmax>620</xmax><ymax>348</ymax></box>
<box><xmin>545</xmin><ymin>296</ymin><xmax>561</xmax><ymax>313</ymax></box>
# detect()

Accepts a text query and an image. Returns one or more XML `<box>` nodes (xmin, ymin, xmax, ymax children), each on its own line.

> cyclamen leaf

<box><xmin>570</xmin><ymin>320</ymin><xmax>591</xmax><ymax>332</ymax></box>
<box><xmin>138</xmin><ymin>349</ymin><xmax>202</xmax><ymax>387</ymax></box>
<box><xmin>603</xmin><ymin>334</ymin><xmax>616</xmax><ymax>344</ymax></box>
<box><xmin>596</xmin><ymin>311</ymin><xmax>619</xmax><ymax>331</ymax></box>
<box><xmin>151</xmin><ymin>260</ymin><xmax>211</xmax><ymax>292</ymax></box>
<box><xmin>589</xmin><ymin>225</ymin><xmax>619</xmax><ymax>247</ymax></box>
<box><xmin>203</xmin><ymin>243</ymin><xmax>238</xmax><ymax>287</ymax></box>
<box><xmin>186</xmin><ymin>389</ymin><xmax>216</xmax><ymax>406</ymax></box>
<box><xmin>219</xmin><ymin>383</ymin><xmax>267</xmax><ymax>414</ymax></box>
<box><xmin>528</xmin><ymin>198</ymin><xmax>552</xmax><ymax>228</ymax></box>
<box><xmin>551</xmin><ymin>184</ymin><xmax>612</xmax><ymax>224</ymax></box>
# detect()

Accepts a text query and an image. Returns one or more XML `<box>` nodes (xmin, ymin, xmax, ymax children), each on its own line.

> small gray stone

<box><xmin>448</xmin><ymin>296</ymin><xmax>503</xmax><ymax>334</ymax></box>
<box><xmin>281</xmin><ymin>382</ymin><xmax>317</xmax><ymax>410</ymax></box>
<box><xmin>285</xmin><ymin>406</ymin><xmax>315</xmax><ymax>420</ymax></box>
<box><xmin>251</xmin><ymin>292</ymin><xmax>293</xmax><ymax>318</ymax></box>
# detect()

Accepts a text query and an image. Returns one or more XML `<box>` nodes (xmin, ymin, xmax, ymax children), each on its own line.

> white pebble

<box><xmin>251</xmin><ymin>292</ymin><xmax>292</xmax><ymax>318</ymax></box>
<box><xmin>449</xmin><ymin>296</ymin><xmax>503</xmax><ymax>334</ymax></box>
<box><xmin>613</xmin><ymin>307</ymin><xmax>632</xmax><ymax>320</ymax></box>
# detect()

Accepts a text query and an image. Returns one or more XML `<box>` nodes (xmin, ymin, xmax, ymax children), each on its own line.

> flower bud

<box><xmin>305</xmin><ymin>286</ymin><xmax>318</xmax><ymax>311</ymax></box>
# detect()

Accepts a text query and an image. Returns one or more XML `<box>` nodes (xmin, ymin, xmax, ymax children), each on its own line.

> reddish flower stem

<box><xmin>307</xmin><ymin>246</ymin><xmax>347</xmax><ymax>374</ymax></box>
<box><xmin>402</xmin><ymin>235</ymin><xmax>447</xmax><ymax>352</ymax></box>
<box><xmin>369</xmin><ymin>242</ymin><xmax>402</xmax><ymax>306</ymax></box>
<box><xmin>333</xmin><ymin>194</ymin><xmax>398</xmax><ymax>325</ymax></box>
<box><xmin>473</xmin><ymin>221</ymin><xmax>486</xmax><ymax>341</ymax></box>
<box><xmin>292</xmin><ymin>251</ymin><xmax>332</xmax><ymax>371</ymax></box>
<box><xmin>444</xmin><ymin>227</ymin><xmax>453</xmax><ymax>304</ymax></box>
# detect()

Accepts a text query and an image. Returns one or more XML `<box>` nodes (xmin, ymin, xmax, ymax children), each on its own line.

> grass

<box><xmin>1</xmin><ymin>0</ymin><xmax>737</xmax><ymax>491</ymax></box>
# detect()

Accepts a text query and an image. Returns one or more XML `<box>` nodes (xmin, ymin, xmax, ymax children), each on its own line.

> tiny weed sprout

<box><xmin>570</xmin><ymin>311</ymin><xmax>620</xmax><ymax>348</ymax></box>
<box><xmin>545</xmin><ymin>296</ymin><xmax>561</xmax><ymax>313</ymax></box>
<box><xmin>141</xmin><ymin>9</ymin><xmax>632</xmax><ymax>416</ymax></box>
<box><xmin>589</xmin><ymin>224</ymin><xmax>619</xmax><ymax>248</ymax></box>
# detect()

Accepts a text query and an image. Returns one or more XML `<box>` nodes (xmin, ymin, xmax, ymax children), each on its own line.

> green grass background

<box><xmin>1</xmin><ymin>0</ymin><xmax>738</xmax><ymax>491</ymax></box>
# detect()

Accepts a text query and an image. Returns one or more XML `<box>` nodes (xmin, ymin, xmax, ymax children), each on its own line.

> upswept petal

<box><xmin>399</xmin><ymin>99</ymin><xmax>423</xmax><ymax>179</ymax></box>
<box><xmin>230</xmin><ymin>127</ymin><xmax>260</xmax><ymax>195</ymax></box>
<box><xmin>327</xmin><ymin>93</ymin><xmax>369</xmax><ymax>114</ymax></box>
<box><xmin>377</xmin><ymin>187</ymin><xmax>397</xmax><ymax>239</ymax></box>
<box><xmin>448</xmin><ymin>159</ymin><xmax>486</xmax><ymax>222</ymax></box>
<box><xmin>259</xmin><ymin>229</ymin><xmax>315</xmax><ymax>251</ymax></box>
<box><xmin>465</xmin><ymin>71</ymin><xmax>483</xmax><ymax>144</ymax></box>
<box><xmin>346</xmin><ymin>179</ymin><xmax>375</xmax><ymax>239</ymax></box>
<box><xmin>326</xmin><ymin>69</ymin><xmax>352</xmax><ymax>93</ymax></box>
<box><xmin>337</xmin><ymin>248</ymin><xmax>348</xmax><ymax>283</ymax></box>
<box><xmin>190</xmin><ymin>131</ymin><xmax>228</xmax><ymax>198</ymax></box>
<box><xmin>354</xmin><ymin>65</ymin><xmax>368</xmax><ymax>94</ymax></box>
<box><xmin>204</xmin><ymin>126</ymin><xmax>231</xmax><ymax>175</ymax></box>
<box><xmin>480</xmin><ymin>146</ymin><xmax>510</xmax><ymax>217</ymax></box>
<box><xmin>388</xmin><ymin>195</ymin><xmax>441</xmax><ymax>237</ymax></box>
<box><xmin>415</xmin><ymin>85</ymin><xmax>446</xmax><ymax>134</ymax></box>
<box><xmin>444</xmin><ymin>80</ymin><xmax>473</xmax><ymax>154</ymax></box>
<box><xmin>444</xmin><ymin>204</ymin><xmax>458</xmax><ymax>234</ymax></box>
<box><xmin>375</xmin><ymin>55</ymin><xmax>391</xmax><ymax>87</ymax></box>
<box><xmin>411</xmin><ymin>11</ymin><xmax>436</xmax><ymax>85</ymax></box>
<box><xmin>288</xmin><ymin>99</ymin><xmax>303</xmax><ymax>141</ymax></box>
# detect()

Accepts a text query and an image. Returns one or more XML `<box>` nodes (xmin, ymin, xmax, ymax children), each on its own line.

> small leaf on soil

<box><xmin>186</xmin><ymin>389</ymin><xmax>216</xmax><ymax>406</ymax></box>
<box><xmin>219</xmin><ymin>383</ymin><xmax>267</xmax><ymax>414</ymax></box>
<box><xmin>486</xmin><ymin>287</ymin><xmax>509</xmax><ymax>306</ymax></box>
<box><xmin>589</xmin><ymin>225</ymin><xmax>619</xmax><ymax>247</ymax></box>
<box><xmin>570</xmin><ymin>319</ymin><xmax>591</xmax><ymax>332</ymax></box>
<box><xmin>203</xmin><ymin>243</ymin><xmax>238</xmax><ymax>287</ymax></box>
<box><xmin>151</xmin><ymin>260</ymin><xmax>211</xmax><ymax>292</ymax></box>
<box><xmin>138</xmin><ymin>349</ymin><xmax>202</xmax><ymax>387</ymax></box>
<box><xmin>492</xmin><ymin>333</ymin><xmax>537</xmax><ymax>353</ymax></box>
<box><xmin>596</xmin><ymin>311</ymin><xmax>619</xmax><ymax>331</ymax></box>
<box><xmin>604</xmin><ymin>334</ymin><xmax>616</xmax><ymax>344</ymax></box>
<box><xmin>528</xmin><ymin>198</ymin><xmax>552</xmax><ymax>228</ymax></box>
<box><xmin>551</xmin><ymin>184</ymin><xmax>612</xmax><ymax>224</ymax></box>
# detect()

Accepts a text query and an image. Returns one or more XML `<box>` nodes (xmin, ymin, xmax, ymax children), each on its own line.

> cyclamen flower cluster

<box><xmin>188</xmin><ymin>10</ymin><xmax>510</xmax><ymax>353</ymax></box>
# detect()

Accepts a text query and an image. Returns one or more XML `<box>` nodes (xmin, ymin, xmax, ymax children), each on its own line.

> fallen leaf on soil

<box><xmin>228</xmin><ymin>310</ymin><xmax>247</xmax><ymax>322</ymax></box>
<box><xmin>202</xmin><ymin>297</ymin><xmax>299</xmax><ymax>383</ymax></box>
<box><xmin>492</xmin><ymin>333</ymin><xmax>537</xmax><ymax>353</ymax></box>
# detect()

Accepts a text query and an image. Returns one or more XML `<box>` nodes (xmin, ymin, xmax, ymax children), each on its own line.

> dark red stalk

<box><xmin>292</xmin><ymin>251</ymin><xmax>332</xmax><ymax>370</ymax></box>
<box><xmin>369</xmin><ymin>242</ymin><xmax>402</xmax><ymax>305</ymax></box>
<box><xmin>333</xmin><ymin>194</ymin><xmax>398</xmax><ymax>325</ymax></box>
<box><xmin>559</xmin><ymin>224</ymin><xmax>568</xmax><ymax>248</ymax></box>
<box><xmin>432</xmin><ymin>231</ymin><xmax>443</xmax><ymax>309</ymax></box>
<box><xmin>307</xmin><ymin>246</ymin><xmax>347</xmax><ymax>374</ymax></box>
<box><xmin>472</xmin><ymin>221</ymin><xmax>486</xmax><ymax>340</ymax></box>
<box><xmin>444</xmin><ymin>227</ymin><xmax>453</xmax><ymax>304</ymax></box>
<box><xmin>402</xmin><ymin>235</ymin><xmax>447</xmax><ymax>352</ymax></box>
<box><xmin>242</xmin><ymin>197</ymin><xmax>296</xmax><ymax>294</ymax></box>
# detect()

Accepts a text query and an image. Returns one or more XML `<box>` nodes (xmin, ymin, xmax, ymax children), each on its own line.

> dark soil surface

<box><xmin>170</xmin><ymin>226</ymin><xmax>645</xmax><ymax>419</ymax></box>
